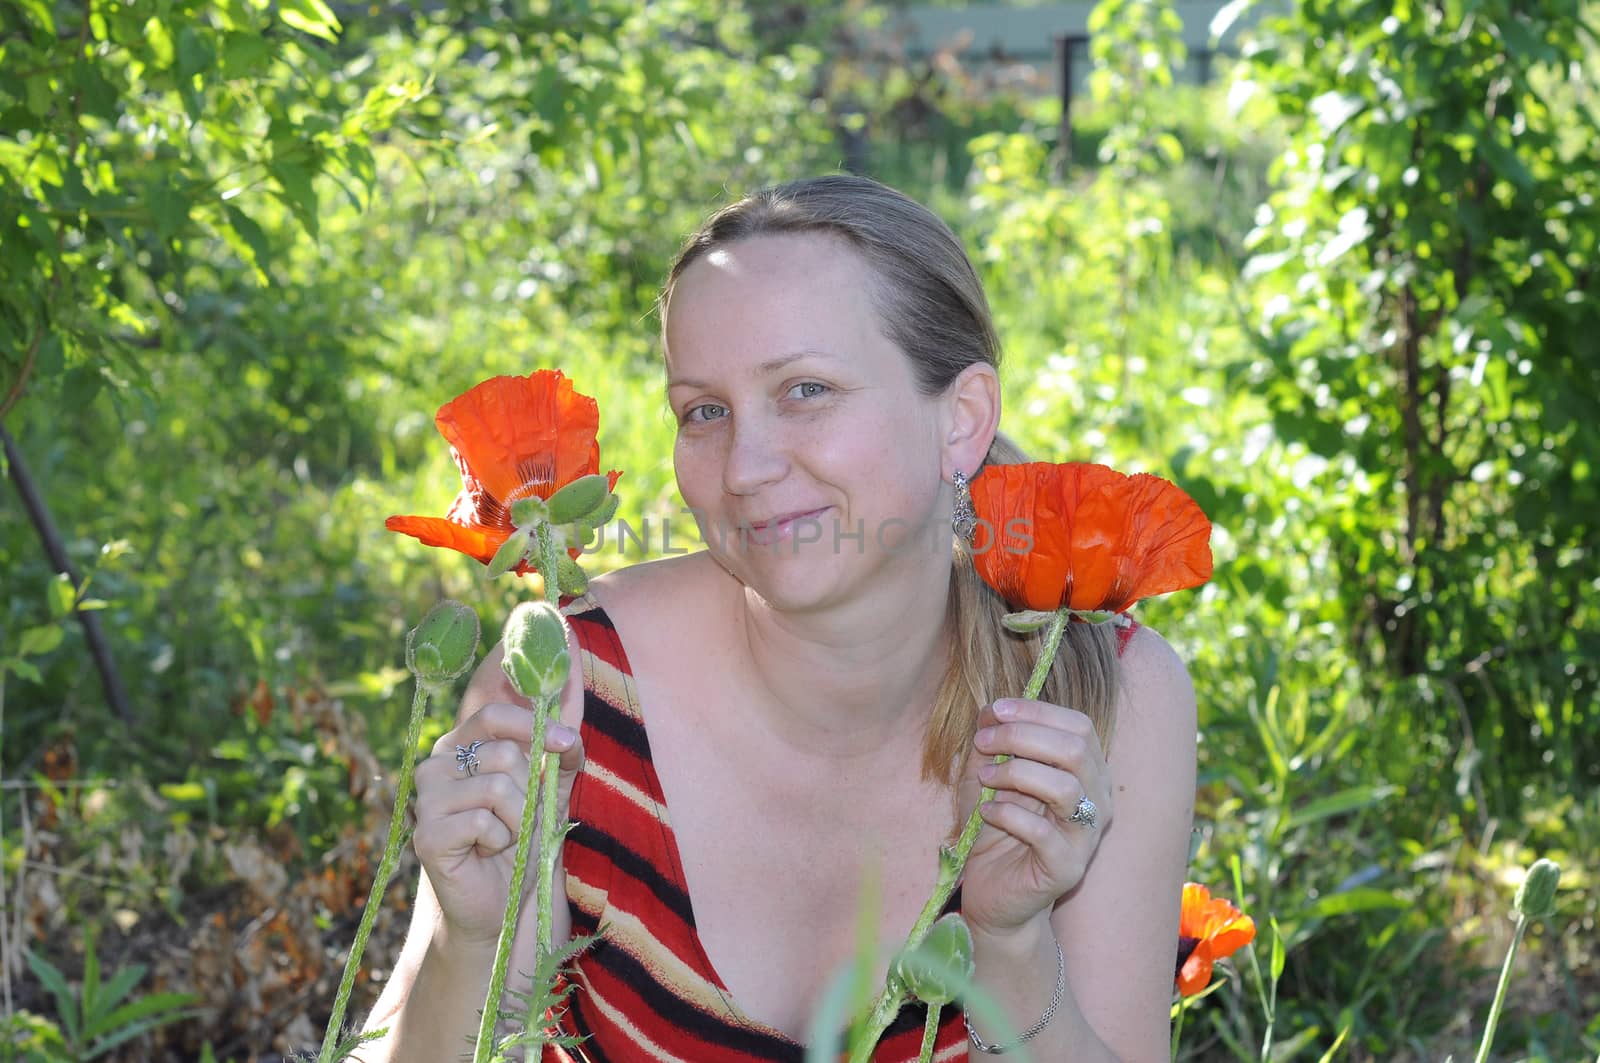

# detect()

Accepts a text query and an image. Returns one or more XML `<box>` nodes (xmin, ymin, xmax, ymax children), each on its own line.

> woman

<box><xmin>365</xmin><ymin>175</ymin><xmax>1197</xmax><ymax>1060</ymax></box>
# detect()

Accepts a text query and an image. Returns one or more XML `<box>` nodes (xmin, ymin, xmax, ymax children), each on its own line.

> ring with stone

<box><xmin>455</xmin><ymin>739</ymin><xmax>484</xmax><ymax>778</ymax></box>
<box><xmin>1069</xmin><ymin>794</ymin><xmax>1098</xmax><ymax>829</ymax></box>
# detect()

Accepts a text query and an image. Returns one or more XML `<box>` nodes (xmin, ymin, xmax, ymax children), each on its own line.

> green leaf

<box><xmin>27</xmin><ymin>951</ymin><xmax>80</xmax><ymax>1045</ymax></box>
<box><xmin>176</xmin><ymin>26</ymin><xmax>215</xmax><ymax>84</ymax></box>
<box><xmin>223</xmin><ymin>204</ymin><xmax>272</xmax><ymax>282</ymax></box>
<box><xmin>47</xmin><ymin>575</ymin><xmax>76</xmax><ymax>619</ymax></box>
<box><xmin>2</xmin><ymin>658</ymin><xmax>43</xmax><ymax>683</ymax></box>
<box><xmin>1283</xmin><ymin>784</ymin><xmax>1398</xmax><ymax>830</ymax></box>
<box><xmin>14</xmin><ymin>0</ymin><xmax>55</xmax><ymax>34</ymax></box>
<box><xmin>84</xmin><ymin>993</ymin><xmax>196</xmax><ymax>1052</ymax></box>
<box><xmin>277</xmin><ymin>0</ymin><xmax>342</xmax><ymax>42</ymax></box>
<box><xmin>17</xmin><ymin>624</ymin><xmax>63</xmax><ymax>657</ymax></box>
<box><xmin>83</xmin><ymin>965</ymin><xmax>146</xmax><ymax>1037</ymax></box>
<box><xmin>269</xmin><ymin>159</ymin><xmax>319</xmax><ymax>238</ymax></box>
<box><xmin>1299</xmin><ymin>888</ymin><xmax>1409</xmax><ymax>920</ymax></box>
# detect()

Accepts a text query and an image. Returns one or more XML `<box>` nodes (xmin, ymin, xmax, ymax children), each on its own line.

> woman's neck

<box><xmin>730</xmin><ymin>570</ymin><xmax>952</xmax><ymax>763</ymax></box>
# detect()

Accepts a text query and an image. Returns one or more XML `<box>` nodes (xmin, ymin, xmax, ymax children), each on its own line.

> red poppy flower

<box><xmin>386</xmin><ymin>371</ymin><xmax>621</xmax><ymax>575</ymax></box>
<box><xmin>967</xmin><ymin>462</ymin><xmax>1212</xmax><ymax>613</ymax></box>
<box><xmin>1175</xmin><ymin>882</ymin><xmax>1256</xmax><ymax>997</ymax></box>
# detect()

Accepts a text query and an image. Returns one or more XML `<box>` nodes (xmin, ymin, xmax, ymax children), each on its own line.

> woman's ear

<box><xmin>942</xmin><ymin>362</ymin><xmax>1001</xmax><ymax>477</ymax></box>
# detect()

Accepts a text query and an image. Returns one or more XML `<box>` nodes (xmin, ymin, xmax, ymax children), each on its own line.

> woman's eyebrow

<box><xmin>667</xmin><ymin>348</ymin><xmax>842</xmax><ymax>391</ymax></box>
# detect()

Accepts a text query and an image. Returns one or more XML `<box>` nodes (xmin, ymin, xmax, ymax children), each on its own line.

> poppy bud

<box><xmin>510</xmin><ymin>497</ymin><xmax>550</xmax><ymax>528</ymax></box>
<box><xmin>1000</xmin><ymin>609</ymin><xmax>1057</xmax><ymax>633</ymax></box>
<box><xmin>891</xmin><ymin>914</ymin><xmax>975</xmax><ymax>1006</ymax></box>
<box><xmin>548</xmin><ymin>474</ymin><xmax>612</xmax><ymax>525</ymax></box>
<box><xmin>556</xmin><ymin>554</ymin><xmax>588</xmax><ymax>596</ymax></box>
<box><xmin>487</xmin><ymin>527</ymin><xmax>534</xmax><ymax>579</ymax></box>
<box><xmin>573</xmin><ymin>491</ymin><xmax>620</xmax><ymax>535</ymax></box>
<box><xmin>1514</xmin><ymin>858</ymin><xmax>1561</xmax><ymax>919</ymax></box>
<box><xmin>501</xmin><ymin>601</ymin><xmax>570</xmax><ymax>701</ymax></box>
<box><xmin>405</xmin><ymin>600</ymin><xmax>481</xmax><ymax>687</ymax></box>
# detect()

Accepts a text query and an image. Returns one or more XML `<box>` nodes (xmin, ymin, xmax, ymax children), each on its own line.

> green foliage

<box><xmin>1233</xmin><ymin>0</ymin><xmax>1600</xmax><ymax>804</ymax></box>
<box><xmin>2</xmin><ymin>0</ymin><xmax>1596</xmax><ymax>1058</ymax></box>
<box><xmin>23</xmin><ymin>932</ymin><xmax>198</xmax><ymax>1060</ymax></box>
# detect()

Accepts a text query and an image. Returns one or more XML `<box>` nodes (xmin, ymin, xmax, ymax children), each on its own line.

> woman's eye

<box><xmin>683</xmin><ymin>403</ymin><xmax>728</xmax><ymax>424</ymax></box>
<box><xmin>789</xmin><ymin>382</ymin><xmax>830</xmax><ymax>400</ymax></box>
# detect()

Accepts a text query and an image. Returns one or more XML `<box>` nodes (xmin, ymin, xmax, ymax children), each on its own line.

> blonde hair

<box><xmin>662</xmin><ymin>175</ymin><xmax>1121</xmax><ymax>786</ymax></box>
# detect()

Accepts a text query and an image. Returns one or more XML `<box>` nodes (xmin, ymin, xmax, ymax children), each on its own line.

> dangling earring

<box><xmin>951</xmin><ymin>469</ymin><xmax>977</xmax><ymax>543</ymax></box>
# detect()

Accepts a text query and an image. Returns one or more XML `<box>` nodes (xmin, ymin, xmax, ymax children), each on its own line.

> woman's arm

<box><xmin>967</xmin><ymin>626</ymin><xmax>1197</xmax><ymax>1061</ymax></box>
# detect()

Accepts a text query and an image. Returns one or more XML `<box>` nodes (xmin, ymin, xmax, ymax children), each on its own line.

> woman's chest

<box><xmin>640</xmin><ymin>691</ymin><xmax>955</xmax><ymax>1040</ymax></box>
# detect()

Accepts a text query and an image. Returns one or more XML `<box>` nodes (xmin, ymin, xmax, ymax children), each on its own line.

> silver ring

<box><xmin>455</xmin><ymin>739</ymin><xmax>484</xmax><ymax>777</ymax></box>
<box><xmin>1069</xmin><ymin>794</ymin><xmax>1098</xmax><ymax>829</ymax></box>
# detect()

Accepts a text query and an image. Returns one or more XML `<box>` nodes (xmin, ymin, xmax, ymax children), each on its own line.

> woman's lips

<box><xmin>742</xmin><ymin>507</ymin><xmax>832</xmax><ymax>547</ymax></box>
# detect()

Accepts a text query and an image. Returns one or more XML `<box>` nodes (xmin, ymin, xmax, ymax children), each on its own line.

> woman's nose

<box><xmin>722</xmin><ymin>414</ymin><xmax>789</xmax><ymax>495</ymax></box>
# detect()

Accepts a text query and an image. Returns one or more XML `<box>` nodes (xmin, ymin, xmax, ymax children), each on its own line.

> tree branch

<box><xmin>1</xmin><ymin>426</ymin><xmax>133</xmax><ymax>725</ymax></box>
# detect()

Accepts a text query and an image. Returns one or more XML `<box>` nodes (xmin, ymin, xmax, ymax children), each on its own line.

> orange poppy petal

<box><xmin>1207</xmin><ymin>918</ymin><xmax>1257</xmax><ymax>960</ymax></box>
<box><xmin>1074</xmin><ymin>473</ymin><xmax>1213</xmax><ymax>612</ymax></box>
<box><xmin>385</xmin><ymin>514</ymin><xmax>512</xmax><ymax>567</ymax></box>
<box><xmin>434</xmin><ymin>371</ymin><xmax>601</xmax><ymax>504</ymax></box>
<box><xmin>1177</xmin><ymin>948</ymin><xmax>1217</xmax><ymax>997</ymax></box>
<box><xmin>1178</xmin><ymin>882</ymin><xmax>1215</xmax><ymax>938</ymax></box>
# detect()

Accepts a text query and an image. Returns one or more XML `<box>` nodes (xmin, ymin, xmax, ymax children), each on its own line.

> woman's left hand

<box><xmin>956</xmin><ymin>697</ymin><xmax>1114</xmax><ymax>937</ymax></box>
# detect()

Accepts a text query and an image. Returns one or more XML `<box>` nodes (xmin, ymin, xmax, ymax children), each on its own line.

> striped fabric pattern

<box><xmin>544</xmin><ymin>593</ymin><xmax>1138</xmax><ymax>1062</ymax></box>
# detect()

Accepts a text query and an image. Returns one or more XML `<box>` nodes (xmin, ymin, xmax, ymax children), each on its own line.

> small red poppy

<box><xmin>967</xmin><ymin>462</ymin><xmax>1213</xmax><ymax>613</ymax></box>
<box><xmin>386</xmin><ymin>371</ymin><xmax>621</xmax><ymax>575</ymax></box>
<box><xmin>1175</xmin><ymin>882</ymin><xmax>1256</xmax><ymax>996</ymax></box>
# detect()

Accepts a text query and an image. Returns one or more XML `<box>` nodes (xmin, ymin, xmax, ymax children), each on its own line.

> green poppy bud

<box><xmin>573</xmin><ymin>491</ymin><xmax>620</xmax><ymax>535</ymax></box>
<box><xmin>548</xmin><ymin>474</ymin><xmax>612</xmax><ymax>525</ymax></box>
<box><xmin>501</xmin><ymin>601</ymin><xmax>571</xmax><ymax>701</ymax></box>
<box><xmin>556</xmin><ymin>554</ymin><xmax>589</xmax><ymax>596</ymax></box>
<box><xmin>510</xmin><ymin>497</ymin><xmax>550</xmax><ymax>528</ymax></box>
<box><xmin>405</xmin><ymin>600</ymin><xmax>481</xmax><ymax>687</ymax></box>
<box><xmin>1514</xmin><ymin>858</ymin><xmax>1561</xmax><ymax>919</ymax></box>
<box><xmin>1000</xmin><ymin>609</ymin><xmax>1057</xmax><ymax>633</ymax></box>
<box><xmin>892</xmin><ymin>913</ymin><xmax>975</xmax><ymax>1006</ymax></box>
<box><xmin>487</xmin><ymin>527</ymin><xmax>534</xmax><ymax>579</ymax></box>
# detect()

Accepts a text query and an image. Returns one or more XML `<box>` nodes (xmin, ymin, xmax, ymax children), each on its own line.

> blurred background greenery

<box><xmin>1</xmin><ymin>0</ymin><xmax>1596</xmax><ymax>1058</ymax></box>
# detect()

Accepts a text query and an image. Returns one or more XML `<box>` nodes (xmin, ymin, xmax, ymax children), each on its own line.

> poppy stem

<box><xmin>846</xmin><ymin>607</ymin><xmax>1072</xmax><ymax>1063</ymax></box>
<box><xmin>528</xmin><ymin>525</ymin><xmax>568</xmax><ymax>1030</ymax></box>
<box><xmin>1170</xmin><ymin>996</ymin><xmax>1187</xmax><ymax>1062</ymax></box>
<box><xmin>474</xmin><ymin>688</ymin><xmax>553</xmax><ymax>1062</ymax></box>
<box><xmin>1472</xmin><ymin>912</ymin><xmax>1529</xmax><ymax>1063</ymax></box>
<box><xmin>315</xmin><ymin>681</ymin><xmax>429</xmax><ymax>1063</ymax></box>
<box><xmin>916</xmin><ymin>1002</ymin><xmax>940</xmax><ymax>1063</ymax></box>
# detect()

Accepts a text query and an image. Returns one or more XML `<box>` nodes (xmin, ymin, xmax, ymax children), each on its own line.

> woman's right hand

<box><xmin>410</xmin><ymin>699</ymin><xmax>586</xmax><ymax>948</ymax></box>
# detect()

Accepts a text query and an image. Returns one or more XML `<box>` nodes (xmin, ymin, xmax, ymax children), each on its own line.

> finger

<box><xmin>988</xmin><ymin>787</ymin><xmax>1048</xmax><ymax>817</ymax></box>
<box><xmin>413</xmin><ymin>806</ymin><xmax>518</xmax><ymax>862</ymax></box>
<box><xmin>974</xmin><ymin>722</ymin><xmax>1100</xmax><ymax>776</ymax></box>
<box><xmin>978</xmin><ymin>757</ymin><xmax>1083</xmax><ymax>818</ymax></box>
<box><xmin>980</xmin><ymin>699</ymin><xmax>1096</xmax><ymax>736</ymax></box>
<box><xmin>418</xmin><ymin>771</ymin><xmax>529</xmax><ymax>839</ymax></box>
<box><xmin>417</xmin><ymin>737</ymin><xmax>529</xmax><ymax>788</ymax></box>
<box><xmin>546</xmin><ymin>722</ymin><xmax>585</xmax><ymax>775</ymax></box>
<box><xmin>433</xmin><ymin>701</ymin><xmax>540</xmax><ymax>758</ymax></box>
<box><xmin>977</xmin><ymin>798</ymin><xmax>1070</xmax><ymax>855</ymax></box>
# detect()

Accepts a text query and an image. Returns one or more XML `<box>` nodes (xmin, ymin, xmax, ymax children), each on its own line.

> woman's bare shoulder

<box><xmin>585</xmin><ymin>550</ymin><xmax>731</xmax><ymax>630</ymax></box>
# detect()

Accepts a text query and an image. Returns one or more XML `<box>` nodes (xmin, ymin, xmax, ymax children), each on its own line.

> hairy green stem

<box><xmin>527</xmin><ymin>527</ymin><xmax>567</xmax><ymax>1034</ymax></box>
<box><xmin>475</xmin><ymin>689</ymin><xmax>550</xmax><ymax>1061</ymax></box>
<box><xmin>1170</xmin><ymin>997</ymin><xmax>1187</xmax><ymax>1062</ymax></box>
<box><xmin>846</xmin><ymin>607</ymin><xmax>1072</xmax><ymax>1063</ymax></box>
<box><xmin>317</xmin><ymin>682</ymin><xmax>430</xmax><ymax>1063</ymax></box>
<box><xmin>1472</xmin><ymin>913</ymin><xmax>1529</xmax><ymax>1063</ymax></box>
<box><xmin>917</xmin><ymin>1003</ymin><xmax>941</xmax><ymax>1063</ymax></box>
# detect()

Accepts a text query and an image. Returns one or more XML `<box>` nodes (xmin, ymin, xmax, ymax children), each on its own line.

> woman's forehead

<box><xmin>666</xmin><ymin>235</ymin><xmax>887</xmax><ymax>354</ymax></box>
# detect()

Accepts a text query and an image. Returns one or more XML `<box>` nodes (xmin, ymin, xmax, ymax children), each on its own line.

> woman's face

<box><xmin>665</xmin><ymin>233</ymin><xmax>951</xmax><ymax>613</ymax></box>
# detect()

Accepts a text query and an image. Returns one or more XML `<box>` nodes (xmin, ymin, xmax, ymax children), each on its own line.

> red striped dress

<box><xmin>545</xmin><ymin>592</ymin><xmax>1137</xmax><ymax>1062</ymax></box>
